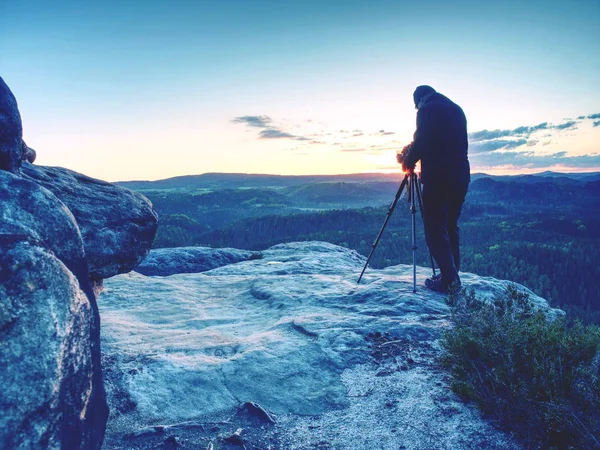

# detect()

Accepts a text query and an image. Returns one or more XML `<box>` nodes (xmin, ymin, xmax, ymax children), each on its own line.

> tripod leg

<box><xmin>411</xmin><ymin>173</ymin><xmax>417</xmax><ymax>293</ymax></box>
<box><xmin>414</xmin><ymin>176</ymin><xmax>437</xmax><ymax>277</ymax></box>
<box><xmin>357</xmin><ymin>174</ymin><xmax>409</xmax><ymax>284</ymax></box>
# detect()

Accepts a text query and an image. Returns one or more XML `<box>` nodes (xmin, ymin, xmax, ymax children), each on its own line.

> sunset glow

<box><xmin>1</xmin><ymin>0</ymin><xmax>598</xmax><ymax>181</ymax></box>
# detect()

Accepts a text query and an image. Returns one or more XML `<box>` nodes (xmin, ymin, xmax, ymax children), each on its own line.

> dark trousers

<box><xmin>422</xmin><ymin>184</ymin><xmax>467</xmax><ymax>283</ymax></box>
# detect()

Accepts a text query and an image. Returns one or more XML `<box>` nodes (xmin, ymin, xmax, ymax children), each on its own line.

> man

<box><xmin>397</xmin><ymin>85</ymin><xmax>470</xmax><ymax>293</ymax></box>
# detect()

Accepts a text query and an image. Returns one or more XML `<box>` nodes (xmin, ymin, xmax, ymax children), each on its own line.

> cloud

<box><xmin>370</xmin><ymin>129</ymin><xmax>395</xmax><ymax>136</ymax></box>
<box><xmin>471</xmin><ymin>149</ymin><xmax>600</xmax><ymax>170</ymax></box>
<box><xmin>232</xmin><ymin>114</ymin><xmax>311</xmax><ymax>142</ymax></box>
<box><xmin>230</xmin><ymin>111</ymin><xmax>598</xmax><ymax>160</ymax></box>
<box><xmin>470</xmin><ymin>140</ymin><xmax>507</xmax><ymax>154</ymax></box>
<box><xmin>468</xmin><ymin>122</ymin><xmax>548</xmax><ymax>142</ymax></box>
<box><xmin>467</xmin><ymin>114</ymin><xmax>600</xmax><ymax>171</ymax></box>
<box><xmin>470</xmin><ymin>139</ymin><xmax>527</xmax><ymax>154</ymax></box>
<box><xmin>259</xmin><ymin>129</ymin><xmax>293</xmax><ymax>139</ymax></box>
<box><xmin>554</xmin><ymin>121</ymin><xmax>576</xmax><ymax>130</ymax></box>
<box><xmin>466</xmin><ymin>115</ymin><xmax>595</xmax><ymax>160</ymax></box>
<box><xmin>504</xmin><ymin>139</ymin><xmax>528</xmax><ymax>149</ymax></box>
<box><xmin>258</xmin><ymin>129</ymin><xmax>310</xmax><ymax>141</ymax></box>
<box><xmin>231</xmin><ymin>115</ymin><xmax>272</xmax><ymax>128</ymax></box>
<box><xmin>469</xmin><ymin>130</ymin><xmax>512</xmax><ymax>141</ymax></box>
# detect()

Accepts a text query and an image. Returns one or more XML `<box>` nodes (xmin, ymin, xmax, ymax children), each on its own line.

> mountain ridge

<box><xmin>116</xmin><ymin>171</ymin><xmax>600</xmax><ymax>192</ymax></box>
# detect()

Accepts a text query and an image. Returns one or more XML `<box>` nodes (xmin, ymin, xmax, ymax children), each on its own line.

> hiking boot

<box><xmin>425</xmin><ymin>272</ymin><xmax>443</xmax><ymax>289</ymax></box>
<box><xmin>424</xmin><ymin>276</ymin><xmax>446</xmax><ymax>293</ymax></box>
<box><xmin>425</xmin><ymin>276</ymin><xmax>461</xmax><ymax>294</ymax></box>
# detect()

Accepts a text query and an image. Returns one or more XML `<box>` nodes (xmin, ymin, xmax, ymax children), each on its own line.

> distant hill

<box><xmin>120</xmin><ymin>170</ymin><xmax>600</xmax><ymax>228</ymax></box>
<box><xmin>118</xmin><ymin>171</ymin><xmax>600</xmax><ymax>192</ymax></box>
<box><xmin>471</xmin><ymin>171</ymin><xmax>600</xmax><ymax>185</ymax></box>
<box><xmin>116</xmin><ymin>172</ymin><xmax>405</xmax><ymax>192</ymax></box>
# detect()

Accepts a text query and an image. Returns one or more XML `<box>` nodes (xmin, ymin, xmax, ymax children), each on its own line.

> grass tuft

<box><xmin>441</xmin><ymin>285</ymin><xmax>600</xmax><ymax>449</ymax></box>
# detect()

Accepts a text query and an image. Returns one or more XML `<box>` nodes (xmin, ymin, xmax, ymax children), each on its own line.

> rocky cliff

<box><xmin>100</xmin><ymin>242</ymin><xmax>560</xmax><ymax>450</ymax></box>
<box><xmin>0</xmin><ymin>76</ymin><xmax>158</xmax><ymax>449</ymax></box>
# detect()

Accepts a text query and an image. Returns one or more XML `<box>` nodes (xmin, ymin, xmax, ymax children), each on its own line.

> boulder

<box><xmin>0</xmin><ymin>75</ymin><xmax>158</xmax><ymax>449</ymax></box>
<box><xmin>0</xmin><ymin>76</ymin><xmax>23</xmax><ymax>172</ymax></box>
<box><xmin>0</xmin><ymin>170</ymin><xmax>108</xmax><ymax>449</ymax></box>
<box><xmin>22</xmin><ymin>141</ymin><xmax>36</xmax><ymax>163</ymax></box>
<box><xmin>21</xmin><ymin>163</ymin><xmax>158</xmax><ymax>280</ymax></box>
<box><xmin>135</xmin><ymin>246</ymin><xmax>259</xmax><ymax>276</ymax></box>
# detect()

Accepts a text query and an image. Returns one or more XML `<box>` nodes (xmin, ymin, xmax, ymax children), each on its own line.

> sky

<box><xmin>1</xmin><ymin>0</ymin><xmax>599</xmax><ymax>181</ymax></box>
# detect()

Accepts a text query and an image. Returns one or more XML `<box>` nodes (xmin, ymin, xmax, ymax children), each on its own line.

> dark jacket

<box><xmin>403</xmin><ymin>92</ymin><xmax>470</xmax><ymax>193</ymax></box>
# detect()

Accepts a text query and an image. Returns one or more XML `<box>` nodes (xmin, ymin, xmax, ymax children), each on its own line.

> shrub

<box><xmin>441</xmin><ymin>285</ymin><xmax>600</xmax><ymax>449</ymax></box>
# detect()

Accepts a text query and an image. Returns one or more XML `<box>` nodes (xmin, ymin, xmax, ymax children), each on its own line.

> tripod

<box><xmin>357</xmin><ymin>170</ymin><xmax>436</xmax><ymax>292</ymax></box>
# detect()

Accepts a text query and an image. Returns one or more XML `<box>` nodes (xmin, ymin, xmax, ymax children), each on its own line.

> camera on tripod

<box><xmin>396</xmin><ymin>152</ymin><xmax>404</xmax><ymax>165</ymax></box>
<box><xmin>396</xmin><ymin>145</ymin><xmax>414</xmax><ymax>172</ymax></box>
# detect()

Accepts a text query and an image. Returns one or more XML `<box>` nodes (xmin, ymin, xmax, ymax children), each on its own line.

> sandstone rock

<box><xmin>135</xmin><ymin>246</ymin><xmax>259</xmax><ymax>276</ymax></box>
<box><xmin>21</xmin><ymin>162</ymin><xmax>158</xmax><ymax>280</ymax></box>
<box><xmin>1</xmin><ymin>76</ymin><xmax>158</xmax><ymax>449</ymax></box>
<box><xmin>22</xmin><ymin>141</ymin><xmax>36</xmax><ymax>163</ymax></box>
<box><xmin>0</xmin><ymin>76</ymin><xmax>23</xmax><ymax>172</ymax></box>
<box><xmin>100</xmin><ymin>241</ymin><xmax>559</xmax><ymax>448</ymax></box>
<box><xmin>0</xmin><ymin>170</ymin><xmax>108</xmax><ymax>449</ymax></box>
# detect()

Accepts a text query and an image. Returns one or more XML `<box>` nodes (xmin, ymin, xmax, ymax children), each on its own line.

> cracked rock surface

<box><xmin>100</xmin><ymin>241</ymin><xmax>558</xmax><ymax>449</ymax></box>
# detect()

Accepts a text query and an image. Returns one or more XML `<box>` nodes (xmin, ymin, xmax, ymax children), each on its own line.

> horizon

<box><xmin>2</xmin><ymin>0</ymin><xmax>599</xmax><ymax>182</ymax></box>
<box><xmin>115</xmin><ymin>167</ymin><xmax>600</xmax><ymax>184</ymax></box>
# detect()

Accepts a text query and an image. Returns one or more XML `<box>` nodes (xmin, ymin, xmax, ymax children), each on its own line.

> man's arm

<box><xmin>402</xmin><ymin>108</ymin><xmax>433</xmax><ymax>171</ymax></box>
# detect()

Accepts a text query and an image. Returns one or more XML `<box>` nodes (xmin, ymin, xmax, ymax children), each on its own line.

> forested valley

<box><xmin>121</xmin><ymin>172</ymin><xmax>600</xmax><ymax>324</ymax></box>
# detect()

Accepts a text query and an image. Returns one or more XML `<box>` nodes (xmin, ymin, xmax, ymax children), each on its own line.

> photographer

<box><xmin>398</xmin><ymin>85</ymin><xmax>470</xmax><ymax>293</ymax></box>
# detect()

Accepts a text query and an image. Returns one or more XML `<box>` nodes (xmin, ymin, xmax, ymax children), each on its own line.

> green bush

<box><xmin>441</xmin><ymin>285</ymin><xmax>600</xmax><ymax>449</ymax></box>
